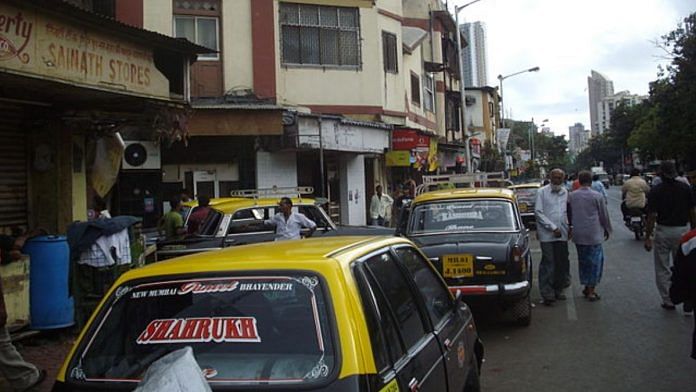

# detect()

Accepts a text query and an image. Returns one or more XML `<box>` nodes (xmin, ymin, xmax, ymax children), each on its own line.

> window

<box><xmin>393</xmin><ymin>247</ymin><xmax>453</xmax><ymax>327</ymax></box>
<box><xmin>423</xmin><ymin>74</ymin><xmax>434</xmax><ymax>112</ymax></box>
<box><xmin>364</xmin><ymin>252</ymin><xmax>427</xmax><ymax>350</ymax></box>
<box><xmin>174</xmin><ymin>16</ymin><xmax>219</xmax><ymax>60</ymax></box>
<box><xmin>382</xmin><ymin>31</ymin><xmax>398</xmax><ymax>73</ymax></box>
<box><xmin>411</xmin><ymin>73</ymin><xmax>421</xmax><ymax>106</ymax></box>
<box><xmin>410</xmin><ymin>200</ymin><xmax>519</xmax><ymax>234</ymax></box>
<box><xmin>280</xmin><ymin>3</ymin><xmax>360</xmax><ymax>67</ymax></box>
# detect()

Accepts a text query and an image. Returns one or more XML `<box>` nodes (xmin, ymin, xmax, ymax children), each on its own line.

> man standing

<box><xmin>160</xmin><ymin>196</ymin><xmax>186</xmax><ymax>240</ymax></box>
<box><xmin>535</xmin><ymin>168</ymin><xmax>571</xmax><ymax>305</ymax></box>
<box><xmin>187</xmin><ymin>194</ymin><xmax>211</xmax><ymax>234</ymax></box>
<box><xmin>591</xmin><ymin>174</ymin><xmax>608</xmax><ymax>204</ymax></box>
<box><xmin>569</xmin><ymin>171</ymin><xmax>612</xmax><ymax>301</ymax></box>
<box><xmin>644</xmin><ymin>161</ymin><xmax>696</xmax><ymax>310</ymax></box>
<box><xmin>670</xmin><ymin>228</ymin><xmax>696</xmax><ymax>358</ymax></box>
<box><xmin>265</xmin><ymin>197</ymin><xmax>317</xmax><ymax>241</ymax></box>
<box><xmin>621</xmin><ymin>168</ymin><xmax>650</xmax><ymax>222</ymax></box>
<box><xmin>369</xmin><ymin>185</ymin><xmax>394</xmax><ymax>226</ymax></box>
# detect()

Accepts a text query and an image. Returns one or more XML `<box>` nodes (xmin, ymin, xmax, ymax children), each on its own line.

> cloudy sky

<box><xmin>453</xmin><ymin>0</ymin><xmax>694</xmax><ymax>137</ymax></box>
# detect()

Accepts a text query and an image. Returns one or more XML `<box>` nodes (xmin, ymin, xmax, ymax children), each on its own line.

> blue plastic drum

<box><xmin>24</xmin><ymin>235</ymin><xmax>75</xmax><ymax>329</ymax></box>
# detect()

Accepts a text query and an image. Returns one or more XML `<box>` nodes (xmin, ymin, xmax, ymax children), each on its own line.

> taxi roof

<box><xmin>414</xmin><ymin>187</ymin><xmax>515</xmax><ymax>204</ymax></box>
<box><xmin>212</xmin><ymin>197</ymin><xmax>316</xmax><ymax>213</ymax></box>
<box><xmin>119</xmin><ymin>236</ymin><xmax>408</xmax><ymax>282</ymax></box>
<box><xmin>181</xmin><ymin>197</ymin><xmax>247</xmax><ymax>208</ymax></box>
<box><xmin>509</xmin><ymin>182</ymin><xmax>542</xmax><ymax>189</ymax></box>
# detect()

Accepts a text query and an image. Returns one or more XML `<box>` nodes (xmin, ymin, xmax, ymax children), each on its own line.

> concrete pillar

<box><xmin>339</xmin><ymin>154</ymin><xmax>366</xmax><ymax>226</ymax></box>
<box><xmin>255</xmin><ymin>151</ymin><xmax>298</xmax><ymax>190</ymax></box>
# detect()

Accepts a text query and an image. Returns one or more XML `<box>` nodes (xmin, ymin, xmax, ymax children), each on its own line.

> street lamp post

<box><xmin>454</xmin><ymin>0</ymin><xmax>484</xmax><ymax>173</ymax></box>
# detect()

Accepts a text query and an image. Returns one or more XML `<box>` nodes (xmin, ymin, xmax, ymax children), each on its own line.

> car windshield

<box><xmin>409</xmin><ymin>199</ymin><xmax>518</xmax><ymax>234</ymax></box>
<box><xmin>513</xmin><ymin>188</ymin><xmax>538</xmax><ymax>204</ymax></box>
<box><xmin>69</xmin><ymin>274</ymin><xmax>335</xmax><ymax>387</ymax></box>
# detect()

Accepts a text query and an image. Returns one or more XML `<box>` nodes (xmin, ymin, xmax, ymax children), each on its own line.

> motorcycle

<box><xmin>624</xmin><ymin>208</ymin><xmax>645</xmax><ymax>240</ymax></box>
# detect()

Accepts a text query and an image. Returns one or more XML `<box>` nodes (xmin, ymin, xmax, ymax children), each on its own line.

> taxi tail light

<box><xmin>512</xmin><ymin>245</ymin><xmax>523</xmax><ymax>263</ymax></box>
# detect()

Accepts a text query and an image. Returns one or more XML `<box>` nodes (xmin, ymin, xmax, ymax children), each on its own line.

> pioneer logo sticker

<box><xmin>178</xmin><ymin>281</ymin><xmax>239</xmax><ymax>295</ymax></box>
<box><xmin>136</xmin><ymin>317</ymin><xmax>260</xmax><ymax>344</ymax></box>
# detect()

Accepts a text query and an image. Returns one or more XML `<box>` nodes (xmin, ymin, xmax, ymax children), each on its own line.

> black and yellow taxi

<box><xmin>508</xmin><ymin>182</ymin><xmax>542</xmax><ymax>228</ymax></box>
<box><xmin>53</xmin><ymin>236</ymin><xmax>483</xmax><ymax>391</ymax></box>
<box><xmin>397</xmin><ymin>188</ymin><xmax>532</xmax><ymax>326</ymax></box>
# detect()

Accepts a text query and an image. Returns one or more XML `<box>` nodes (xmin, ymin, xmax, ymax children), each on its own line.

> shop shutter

<box><xmin>0</xmin><ymin>103</ymin><xmax>28</xmax><ymax>230</ymax></box>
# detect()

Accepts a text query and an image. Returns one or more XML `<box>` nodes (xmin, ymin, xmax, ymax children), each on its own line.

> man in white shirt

<box><xmin>265</xmin><ymin>197</ymin><xmax>317</xmax><ymax>241</ymax></box>
<box><xmin>369</xmin><ymin>185</ymin><xmax>394</xmax><ymax>226</ymax></box>
<box><xmin>535</xmin><ymin>168</ymin><xmax>571</xmax><ymax>305</ymax></box>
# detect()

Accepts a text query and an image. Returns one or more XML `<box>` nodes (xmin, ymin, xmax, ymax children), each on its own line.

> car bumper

<box><xmin>448</xmin><ymin>280</ymin><xmax>530</xmax><ymax>298</ymax></box>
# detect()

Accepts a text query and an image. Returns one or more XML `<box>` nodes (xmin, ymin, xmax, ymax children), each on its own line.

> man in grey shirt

<box><xmin>569</xmin><ymin>170</ymin><xmax>612</xmax><ymax>301</ymax></box>
<box><xmin>535</xmin><ymin>168</ymin><xmax>571</xmax><ymax>305</ymax></box>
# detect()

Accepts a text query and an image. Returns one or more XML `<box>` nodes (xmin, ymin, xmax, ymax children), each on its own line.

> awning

<box><xmin>402</xmin><ymin>27</ymin><xmax>428</xmax><ymax>54</ymax></box>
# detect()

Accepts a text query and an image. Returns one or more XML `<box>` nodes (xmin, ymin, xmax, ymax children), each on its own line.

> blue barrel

<box><xmin>24</xmin><ymin>235</ymin><xmax>74</xmax><ymax>329</ymax></box>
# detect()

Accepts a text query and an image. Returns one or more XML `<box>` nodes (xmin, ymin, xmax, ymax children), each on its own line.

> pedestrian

<box><xmin>187</xmin><ymin>194</ymin><xmax>211</xmax><ymax>234</ymax></box>
<box><xmin>264</xmin><ymin>197</ymin><xmax>316</xmax><ymax>241</ymax></box>
<box><xmin>0</xmin><ymin>241</ymin><xmax>46</xmax><ymax>392</ymax></box>
<box><xmin>535</xmin><ymin>168</ymin><xmax>571</xmax><ymax>305</ymax></box>
<box><xmin>676</xmin><ymin>170</ymin><xmax>690</xmax><ymax>186</ymax></box>
<box><xmin>591</xmin><ymin>174</ymin><xmax>608</xmax><ymax>204</ymax></box>
<box><xmin>569</xmin><ymin>170</ymin><xmax>612</xmax><ymax>301</ymax></box>
<box><xmin>670</xmin><ymin>228</ymin><xmax>696</xmax><ymax>358</ymax></box>
<box><xmin>160</xmin><ymin>196</ymin><xmax>186</xmax><ymax>240</ymax></box>
<box><xmin>369</xmin><ymin>185</ymin><xmax>394</xmax><ymax>226</ymax></box>
<box><xmin>644</xmin><ymin>161</ymin><xmax>696</xmax><ymax>310</ymax></box>
<box><xmin>621</xmin><ymin>168</ymin><xmax>650</xmax><ymax>222</ymax></box>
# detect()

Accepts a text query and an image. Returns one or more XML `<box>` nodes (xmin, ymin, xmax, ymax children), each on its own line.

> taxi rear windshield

<box><xmin>513</xmin><ymin>188</ymin><xmax>538</xmax><ymax>203</ymax></box>
<box><xmin>69</xmin><ymin>274</ymin><xmax>335</xmax><ymax>387</ymax></box>
<box><xmin>410</xmin><ymin>199</ymin><xmax>519</xmax><ymax>233</ymax></box>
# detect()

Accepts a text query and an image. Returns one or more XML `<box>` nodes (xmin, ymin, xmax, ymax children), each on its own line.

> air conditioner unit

<box><xmin>122</xmin><ymin>141</ymin><xmax>161</xmax><ymax>170</ymax></box>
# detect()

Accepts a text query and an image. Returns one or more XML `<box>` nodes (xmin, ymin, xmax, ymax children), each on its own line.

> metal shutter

<box><xmin>0</xmin><ymin>103</ymin><xmax>28</xmax><ymax>230</ymax></box>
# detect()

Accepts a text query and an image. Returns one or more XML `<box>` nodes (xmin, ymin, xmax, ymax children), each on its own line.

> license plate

<box><xmin>443</xmin><ymin>254</ymin><xmax>474</xmax><ymax>278</ymax></box>
<box><xmin>518</xmin><ymin>203</ymin><xmax>528</xmax><ymax>212</ymax></box>
<box><xmin>630</xmin><ymin>217</ymin><xmax>642</xmax><ymax>222</ymax></box>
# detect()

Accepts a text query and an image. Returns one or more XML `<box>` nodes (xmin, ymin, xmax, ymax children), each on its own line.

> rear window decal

<box><xmin>136</xmin><ymin>317</ymin><xmax>261</xmax><ymax>344</ymax></box>
<box><xmin>238</xmin><ymin>282</ymin><xmax>293</xmax><ymax>291</ymax></box>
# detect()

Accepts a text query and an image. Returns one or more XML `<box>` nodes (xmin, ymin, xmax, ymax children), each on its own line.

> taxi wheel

<box><xmin>510</xmin><ymin>294</ymin><xmax>532</xmax><ymax>327</ymax></box>
<box><xmin>463</xmin><ymin>355</ymin><xmax>481</xmax><ymax>392</ymax></box>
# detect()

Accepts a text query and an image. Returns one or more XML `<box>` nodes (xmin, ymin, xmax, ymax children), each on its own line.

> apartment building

<box><xmin>587</xmin><ymin>70</ymin><xmax>614</xmax><ymax>135</ymax></box>
<box><xmin>597</xmin><ymin>91</ymin><xmax>647</xmax><ymax>135</ymax></box>
<box><xmin>100</xmin><ymin>0</ymin><xmax>465</xmax><ymax>225</ymax></box>
<box><xmin>568</xmin><ymin>122</ymin><xmax>589</xmax><ymax>157</ymax></box>
<box><xmin>464</xmin><ymin>86</ymin><xmax>500</xmax><ymax>170</ymax></box>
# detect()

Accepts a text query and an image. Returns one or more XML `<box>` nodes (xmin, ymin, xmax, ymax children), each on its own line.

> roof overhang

<box><xmin>402</xmin><ymin>26</ymin><xmax>428</xmax><ymax>54</ymax></box>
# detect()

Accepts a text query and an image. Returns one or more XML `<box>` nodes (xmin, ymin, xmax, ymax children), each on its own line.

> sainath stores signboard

<box><xmin>0</xmin><ymin>3</ymin><xmax>170</xmax><ymax>100</ymax></box>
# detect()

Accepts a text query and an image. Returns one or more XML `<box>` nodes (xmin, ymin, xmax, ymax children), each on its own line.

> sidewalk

<box><xmin>0</xmin><ymin>329</ymin><xmax>75</xmax><ymax>392</ymax></box>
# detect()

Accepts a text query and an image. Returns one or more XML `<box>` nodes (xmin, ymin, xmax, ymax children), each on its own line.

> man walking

<box><xmin>569</xmin><ymin>171</ymin><xmax>612</xmax><ymax>301</ymax></box>
<box><xmin>644</xmin><ymin>161</ymin><xmax>696</xmax><ymax>311</ymax></box>
<box><xmin>535</xmin><ymin>168</ymin><xmax>571</xmax><ymax>305</ymax></box>
<box><xmin>160</xmin><ymin>196</ymin><xmax>186</xmax><ymax>240</ymax></box>
<box><xmin>369</xmin><ymin>185</ymin><xmax>394</xmax><ymax>226</ymax></box>
<box><xmin>265</xmin><ymin>197</ymin><xmax>317</xmax><ymax>241</ymax></box>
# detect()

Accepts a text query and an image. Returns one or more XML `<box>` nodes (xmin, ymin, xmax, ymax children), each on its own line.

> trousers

<box><xmin>654</xmin><ymin>224</ymin><xmax>689</xmax><ymax>305</ymax></box>
<box><xmin>539</xmin><ymin>241</ymin><xmax>570</xmax><ymax>300</ymax></box>
<box><xmin>0</xmin><ymin>326</ymin><xmax>40</xmax><ymax>391</ymax></box>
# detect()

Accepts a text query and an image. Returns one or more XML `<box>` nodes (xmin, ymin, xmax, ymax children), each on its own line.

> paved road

<box><xmin>477</xmin><ymin>186</ymin><xmax>696</xmax><ymax>391</ymax></box>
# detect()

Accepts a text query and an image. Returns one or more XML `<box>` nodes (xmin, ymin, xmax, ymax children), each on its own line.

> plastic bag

<box><xmin>134</xmin><ymin>347</ymin><xmax>211</xmax><ymax>392</ymax></box>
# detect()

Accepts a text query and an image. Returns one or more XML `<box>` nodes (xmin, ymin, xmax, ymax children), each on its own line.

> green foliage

<box><xmin>479</xmin><ymin>141</ymin><xmax>505</xmax><ymax>172</ymax></box>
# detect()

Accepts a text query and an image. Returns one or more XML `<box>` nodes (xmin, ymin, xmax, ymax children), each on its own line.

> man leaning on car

<box><xmin>535</xmin><ymin>168</ymin><xmax>571</xmax><ymax>306</ymax></box>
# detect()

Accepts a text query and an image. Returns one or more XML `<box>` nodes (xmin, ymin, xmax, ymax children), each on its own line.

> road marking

<box><xmin>566</xmin><ymin>282</ymin><xmax>578</xmax><ymax>321</ymax></box>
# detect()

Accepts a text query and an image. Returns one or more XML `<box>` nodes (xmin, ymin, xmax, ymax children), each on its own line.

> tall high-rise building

<box><xmin>460</xmin><ymin>22</ymin><xmax>488</xmax><ymax>87</ymax></box>
<box><xmin>587</xmin><ymin>70</ymin><xmax>614</xmax><ymax>136</ymax></box>
<box><xmin>597</xmin><ymin>91</ymin><xmax>647</xmax><ymax>134</ymax></box>
<box><xmin>568</xmin><ymin>122</ymin><xmax>590</xmax><ymax>156</ymax></box>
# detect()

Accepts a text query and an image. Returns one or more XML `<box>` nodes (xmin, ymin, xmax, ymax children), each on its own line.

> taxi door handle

<box><xmin>408</xmin><ymin>377</ymin><xmax>420</xmax><ymax>392</ymax></box>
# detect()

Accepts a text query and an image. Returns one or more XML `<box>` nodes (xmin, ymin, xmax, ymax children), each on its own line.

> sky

<box><xmin>452</xmin><ymin>0</ymin><xmax>695</xmax><ymax>137</ymax></box>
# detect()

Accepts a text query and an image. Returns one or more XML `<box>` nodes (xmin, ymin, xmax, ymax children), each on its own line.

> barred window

<box><xmin>382</xmin><ymin>31</ymin><xmax>398</xmax><ymax>73</ymax></box>
<box><xmin>280</xmin><ymin>3</ymin><xmax>360</xmax><ymax>67</ymax></box>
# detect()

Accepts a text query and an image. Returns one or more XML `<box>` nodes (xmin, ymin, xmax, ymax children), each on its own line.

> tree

<box><xmin>479</xmin><ymin>141</ymin><xmax>505</xmax><ymax>172</ymax></box>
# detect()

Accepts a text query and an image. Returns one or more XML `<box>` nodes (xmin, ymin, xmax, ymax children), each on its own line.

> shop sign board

<box><xmin>0</xmin><ymin>3</ymin><xmax>170</xmax><ymax>99</ymax></box>
<box><xmin>392</xmin><ymin>129</ymin><xmax>430</xmax><ymax>150</ymax></box>
<box><xmin>385</xmin><ymin>151</ymin><xmax>410</xmax><ymax>167</ymax></box>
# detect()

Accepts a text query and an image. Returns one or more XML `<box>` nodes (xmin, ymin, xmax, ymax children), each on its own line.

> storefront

<box><xmin>0</xmin><ymin>0</ymin><xmax>205</xmax><ymax>233</ymax></box>
<box><xmin>386</xmin><ymin>129</ymin><xmax>438</xmax><ymax>189</ymax></box>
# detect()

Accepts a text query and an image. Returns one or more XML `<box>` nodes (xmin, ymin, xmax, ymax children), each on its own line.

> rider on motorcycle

<box><xmin>621</xmin><ymin>168</ymin><xmax>650</xmax><ymax>223</ymax></box>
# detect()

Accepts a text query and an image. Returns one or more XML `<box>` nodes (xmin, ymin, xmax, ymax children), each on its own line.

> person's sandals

<box><xmin>587</xmin><ymin>292</ymin><xmax>601</xmax><ymax>302</ymax></box>
<box><xmin>20</xmin><ymin>369</ymin><xmax>46</xmax><ymax>392</ymax></box>
<box><xmin>582</xmin><ymin>287</ymin><xmax>589</xmax><ymax>298</ymax></box>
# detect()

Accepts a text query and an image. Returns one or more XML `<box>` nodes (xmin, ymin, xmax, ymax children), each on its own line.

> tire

<box><xmin>510</xmin><ymin>293</ymin><xmax>532</xmax><ymax>327</ymax></box>
<box><xmin>634</xmin><ymin>229</ymin><xmax>641</xmax><ymax>241</ymax></box>
<box><xmin>464</xmin><ymin>355</ymin><xmax>481</xmax><ymax>392</ymax></box>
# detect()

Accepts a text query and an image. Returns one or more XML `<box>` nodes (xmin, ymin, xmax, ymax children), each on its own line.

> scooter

<box><xmin>624</xmin><ymin>208</ymin><xmax>645</xmax><ymax>240</ymax></box>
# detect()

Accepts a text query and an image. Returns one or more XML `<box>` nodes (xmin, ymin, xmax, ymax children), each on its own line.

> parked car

<box><xmin>156</xmin><ymin>196</ymin><xmax>393</xmax><ymax>261</ymax></box>
<box><xmin>396</xmin><ymin>188</ymin><xmax>533</xmax><ymax>326</ymax></box>
<box><xmin>508</xmin><ymin>182</ymin><xmax>542</xmax><ymax>229</ymax></box>
<box><xmin>53</xmin><ymin>236</ymin><xmax>484</xmax><ymax>391</ymax></box>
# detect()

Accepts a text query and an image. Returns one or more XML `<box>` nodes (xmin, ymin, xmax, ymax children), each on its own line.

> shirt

<box><xmin>568</xmin><ymin>187</ymin><xmax>612</xmax><ymax>245</ymax></box>
<box><xmin>591</xmin><ymin>181</ymin><xmax>608</xmax><ymax>203</ymax></box>
<box><xmin>161</xmin><ymin>210</ymin><xmax>184</xmax><ymax>240</ymax></box>
<box><xmin>647</xmin><ymin>179</ymin><xmax>696</xmax><ymax>227</ymax></box>
<box><xmin>187</xmin><ymin>206</ymin><xmax>210</xmax><ymax>234</ymax></box>
<box><xmin>369</xmin><ymin>193</ymin><xmax>394</xmax><ymax>220</ymax></box>
<box><xmin>265</xmin><ymin>212</ymin><xmax>317</xmax><ymax>241</ymax></box>
<box><xmin>535</xmin><ymin>185</ymin><xmax>570</xmax><ymax>242</ymax></box>
<box><xmin>622</xmin><ymin>176</ymin><xmax>650</xmax><ymax>208</ymax></box>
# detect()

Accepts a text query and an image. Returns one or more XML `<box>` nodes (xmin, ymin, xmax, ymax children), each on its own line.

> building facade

<box><xmin>464</xmin><ymin>86</ymin><xmax>500</xmax><ymax>170</ymax></box>
<box><xmin>460</xmin><ymin>21</ymin><xmax>488</xmax><ymax>88</ymax></box>
<box><xmin>597</xmin><ymin>91</ymin><xmax>647</xmax><ymax>135</ymax></box>
<box><xmin>587</xmin><ymin>70</ymin><xmax>614</xmax><ymax>136</ymax></box>
<box><xmin>568</xmin><ymin>122</ymin><xmax>590</xmax><ymax>157</ymax></box>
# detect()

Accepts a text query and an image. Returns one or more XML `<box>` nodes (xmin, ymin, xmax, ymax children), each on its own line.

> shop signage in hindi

<box><xmin>0</xmin><ymin>3</ymin><xmax>170</xmax><ymax>99</ymax></box>
<box><xmin>392</xmin><ymin>129</ymin><xmax>430</xmax><ymax>150</ymax></box>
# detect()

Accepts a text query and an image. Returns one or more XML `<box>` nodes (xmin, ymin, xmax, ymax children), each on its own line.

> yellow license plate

<box><xmin>443</xmin><ymin>254</ymin><xmax>474</xmax><ymax>278</ymax></box>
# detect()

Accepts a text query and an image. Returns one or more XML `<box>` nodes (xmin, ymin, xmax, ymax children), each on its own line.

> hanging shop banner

<box><xmin>496</xmin><ymin>128</ymin><xmax>511</xmax><ymax>150</ymax></box>
<box><xmin>0</xmin><ymin>3</ymin><xmax>170</xmax><ymax>99</ymax></box>
<box><xmin>385</xmin><ymin>150</ymin><xmax>411</xmax><ymax>167</ymax></box>
<box><xmin>470</xmin><ymin>138</ymin><xmax>481</xmax><ymax>158</ymax></box>
<box><xmin>428</xmin><ymin>138</ymin><xmax>438</xmax><ymax>171</ymax></box>
<box><xmin>392</xmin><ymin>129</ymin><xmax>430</xmax><ymax>150</ymax></box>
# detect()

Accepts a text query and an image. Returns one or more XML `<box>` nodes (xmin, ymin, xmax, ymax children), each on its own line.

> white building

<box><xmin>597</xmin><ymin>91</ymin><xmax>647</xmax><ymax>135</ymax></box>
<box><xmin>460</xmin><ymin>21</ymin><xmax>488</xmax><ymax>87</ymax></box>
<box><xmin>568</xmin><ymin>122</ymin><xmax>590</xmax><ymax>156</ymax></box>
<box><xmin>587</xmin><ymin>70</ymin><xmax>614</xmax><ymax>135</ymax></box>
